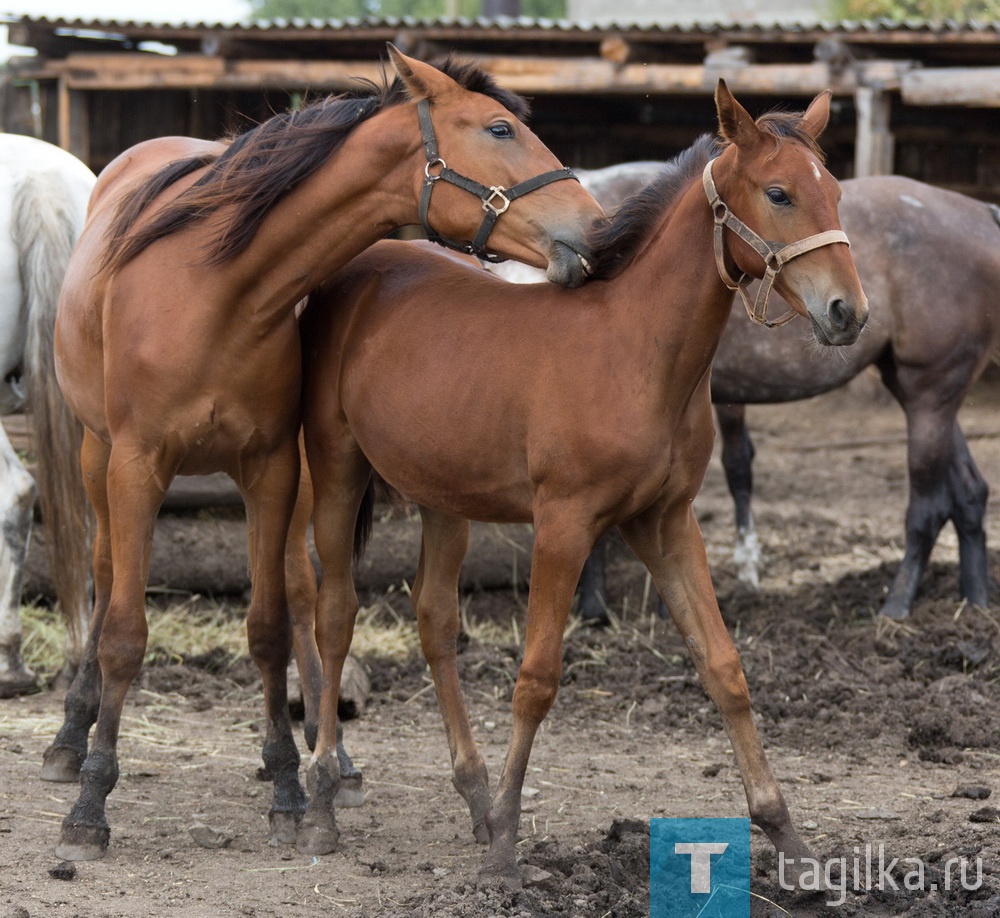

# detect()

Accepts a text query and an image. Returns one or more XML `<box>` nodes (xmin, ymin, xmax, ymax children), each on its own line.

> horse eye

<box><xmin>767</xmin><ymin>187</ymin><xmax>791</xmax><ymax>206</ymax></box>
<box><xmin>488</xmin><ymin>122</ymin><xmax>514</xmax><ymax>139</ymax></box>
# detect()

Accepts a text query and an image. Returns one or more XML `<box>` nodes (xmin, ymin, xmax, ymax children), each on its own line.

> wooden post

<box><xmin>57</xmin><ymin>77</ymin><xmax>90</xmax><ymax>162</ymax></box>
<box><xmin>854</xmin><ymin>85</ymin><xmax>894</xmax><ymax>178</ymax></box>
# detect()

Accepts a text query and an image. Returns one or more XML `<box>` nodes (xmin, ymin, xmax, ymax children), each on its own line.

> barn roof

<box><xmin>4</xmin><ymin>14</ymin><xmax>1000</xmax><ymax>67</ymax></box>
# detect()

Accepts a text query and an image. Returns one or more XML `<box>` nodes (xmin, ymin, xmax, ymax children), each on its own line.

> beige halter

<box><xmin>702</xmin><ymin>158</ymin><xmax>851</xmax><ymax>328</ymax></box>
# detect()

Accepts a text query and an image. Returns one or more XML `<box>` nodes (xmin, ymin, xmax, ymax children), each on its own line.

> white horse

<box><xmin>0</xmin><ymin>134</ymin><xmax>95</xmax><ymax>696</ymax></box>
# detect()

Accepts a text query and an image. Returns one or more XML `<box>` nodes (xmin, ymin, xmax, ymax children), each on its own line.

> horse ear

<box><xmin>715</xmin><ymin>79</ymin><xmax>762</xmax><ymax>149</ymax></box>
<box><xmin>386</xmin><ymin>43</ymin><xmax>456</xmax><ymax>101</ymax></box>
<box><xmin>800</xmin><ymin>90</ymin><xmax>832</xmax><ymax>140</ymax></box>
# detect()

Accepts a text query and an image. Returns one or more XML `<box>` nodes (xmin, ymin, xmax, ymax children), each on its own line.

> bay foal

<box><xmin>295</xmin><ymin>82</ymin><xmax>867</xmax><ymax>884</ymax></box>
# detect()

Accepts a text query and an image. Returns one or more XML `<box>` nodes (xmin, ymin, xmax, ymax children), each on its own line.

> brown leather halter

<box><xmin>417</xmin><ymin>98</ymin><xmax>581</xmax><ymax>263</ymax></box>
<box><xmin>702</xmin><ymin>158</ymin><xmax>850</xmax><ymax>328</ymax></box>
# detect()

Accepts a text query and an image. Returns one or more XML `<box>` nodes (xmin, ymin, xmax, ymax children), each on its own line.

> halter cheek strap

<box><xmin>416</xmin><ymin>98</ymin><xmax>579</xmax><ymax>263</ymax></box>
<box><xmin>702</xmin><ymin>158</ymin><xmax>851</xmax><ymax>328</ymax></box>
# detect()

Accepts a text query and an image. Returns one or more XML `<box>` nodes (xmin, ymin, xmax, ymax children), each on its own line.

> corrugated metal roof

<box><xmin>4</xmin><ymin>13</ymin><xmax>1000</xmax><ymax>35</ymax></box>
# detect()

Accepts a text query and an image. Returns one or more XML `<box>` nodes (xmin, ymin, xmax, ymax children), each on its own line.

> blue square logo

<box><xmin>650</xmin><ymin>818</ymin><xmax>750</xmax><ymax>918</ymax></box>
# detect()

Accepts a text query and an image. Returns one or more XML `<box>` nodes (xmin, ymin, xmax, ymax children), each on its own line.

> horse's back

<box><xmin>840</xmin><ymin>175</ymin><xmax>1000</xmax><ymax>369</ymax></box>
<box><xmin>87</xmin><ymin>135</ymin><xmax>226</xmax><ymax>218</ymax></box>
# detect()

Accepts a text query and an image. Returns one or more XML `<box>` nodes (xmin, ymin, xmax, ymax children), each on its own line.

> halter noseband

<box><xmin>702</xmin><ymin>158</ymin><xmax>850</xmax><ymax>328</ymax></box>
<box><xmin>417</xmin><ymin>98</ymin><xmax>580</xmax><ymax>263</ymax></box>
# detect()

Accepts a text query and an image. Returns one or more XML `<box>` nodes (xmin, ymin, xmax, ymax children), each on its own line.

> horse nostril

<box><xmin>828</xmin><ymin>298</ymin><xmax>850</xmax><ymax>332</ymax></box>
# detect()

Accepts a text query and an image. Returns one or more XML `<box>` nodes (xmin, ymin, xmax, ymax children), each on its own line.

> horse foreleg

<box><xmin>414</xmin><ymin>507</ymin><xmax>491</xmax><ymax>843</ymax></box>
<box><xmin>619</xmin><ymin>501</ymin><xmax>815</xmax><ymax>883</ymax></box>
<box><xmin>42</xmin><ymin>431</ymin><xmax>110</xmax><ymax>782</ymax></box>
<box><xmin>480</xmin><ymin>509</ymin><xmax>594</xmax><ymax>888</ymax></box>
<box><xmin>240</xmin><ymin>442</ymin><xmax>307</xmax><ymax>846</ymax></box>
<box><xmin>297</xmin><ymin>444</ymin><xmax>370</xmax><ymax>856</ymax></box>
<box><xmin>0</xmin><ymin>419</ymin><xmax>38</xmax><ymax>697</ymax></box>
<box><xmin>716</xmin><ymin>403</ymin><xmax>760</xmax><ymax>590</ymax></box>
<box><xmin>56</xmin><ymin>441</ymin><xmax>162</xmax><ymax>860</ymax></box>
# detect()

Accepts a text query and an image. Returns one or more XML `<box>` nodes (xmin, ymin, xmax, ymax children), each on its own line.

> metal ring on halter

<box><xmin>424</xmin><ymin>158</ymin><xmax>446</xmax><ymax>181</ymax></box>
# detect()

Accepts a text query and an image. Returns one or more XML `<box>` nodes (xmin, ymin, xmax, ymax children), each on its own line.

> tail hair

<box><xmin>353</xmin><ymin>472</ymin><xmax>397</xmax><ymax>565</ymax></box>
<box><xmin>15</xmin><ymin>170</ymin><xmax>92</xmax><ymax>657</ymax></box>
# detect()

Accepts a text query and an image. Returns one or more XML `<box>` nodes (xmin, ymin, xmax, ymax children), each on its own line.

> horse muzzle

<box><xmin>808</xmin><ymin>293</ymin><xmax>869</xmax><ymax>346</ymax></box>
<box><xmin>545</xmin><ymin>238</ymin><xmax>596</xmax><ymax>288</ymax></box>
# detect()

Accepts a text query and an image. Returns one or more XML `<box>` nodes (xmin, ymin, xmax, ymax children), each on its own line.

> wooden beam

<box><xmin>902</xmin><ymin>68</ymin><xmax>1000</xmax><ymax>107</ymax></box>
<box><xmin>38</xmin><ymin>52</ymin><xmax>862</xmax><ymax>97</ymax></box>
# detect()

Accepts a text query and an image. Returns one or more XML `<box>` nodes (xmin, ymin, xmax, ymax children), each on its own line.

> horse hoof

<box><xmin>268</xmin><ymin>811</ymin><xmax>300</xmax><ymax>846</ymax></box>
<box><xmin>56</xmin><ymin>824</ymin><xmax>110</xmax><ymax>861</ymax></box>
<box><xmin>477</xmin><ymin>863</ymin><xmax>522</xmax><ymax>890</ymax></box>
<box><xmin>878</xmin><ymin>600</ymin><xmax>911</xmax><ymax>621</ymax></box>
<box><xmin>334</xmin><ymin>774</ymin><xmax>365</xmax><ymax>808</ymax></box>
<box><xmin>295</xmin><ymin>822</ymin><xmax>339</xmax><ymax>856</ymax></box>
<box><xmin>0</xmin><ymin>671</ymin><xmax>39</xmax><ymax>699</ymax></box>
<box><xmin>473</xmin><ymin>821</ymin><xmax>490</xmax><ymax>845</ymax></box>
<box><xmin>40</xmin><ymin>745</ymin><xmax>84</xmax><ymax>783</ymax></box>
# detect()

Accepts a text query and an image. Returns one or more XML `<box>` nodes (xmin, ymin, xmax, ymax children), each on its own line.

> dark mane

<box><xmin>103</xmin><ymin>54</ymin><xmax>528</xmax><ymax>272</ymax></box>
<box><xmin>588</xmin><ymin>134</ymin><xmax>720</xmax><ymax>281</ymax></box>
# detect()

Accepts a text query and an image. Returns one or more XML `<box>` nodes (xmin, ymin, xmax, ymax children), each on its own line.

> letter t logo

<box><xmin>674</xmin><ymin>842</ymin><xmax>729</xmax><ymax>893</ymax></box>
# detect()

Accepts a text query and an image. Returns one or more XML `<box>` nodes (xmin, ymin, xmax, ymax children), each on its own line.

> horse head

<box><xmin>388</xmin><ymin>45</ymin><xmax>604</xmax><ymax>287</ymax></box>
<box><xmin>708</xmin><ymin>80</ymin><xmax>868</xmax><ymax>346</ymax></box>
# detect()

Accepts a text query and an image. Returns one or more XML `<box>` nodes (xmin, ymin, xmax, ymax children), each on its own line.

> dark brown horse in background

<box><xmin>549</xmin><ymin>168</ymin><xmax>1000</xmax><ymax>621</ymax></box>
<box><xmin>294</xmin><ymin>83</ymin><xmax>867</xmax><ymax>884</ymax></box>
<box><xmin>47</xmin><ymin>45</ymin><xmax>604</xmax><ymax>861</ymax></box>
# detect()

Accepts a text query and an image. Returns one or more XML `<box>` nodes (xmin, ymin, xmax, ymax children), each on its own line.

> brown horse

<box><xmin>47</xmin><ymin>45</ymin><xmax>604</xmax><ymax>862</ymax></box>
<box><xmin>565</xmin><ymin>169</ymin><xmax>1000</xmax><ymax>621</ymax></box>
<box><xmin>294</xmin><ymin>83</ymin><xmax>867</xmax><ymax>884</ymax></box>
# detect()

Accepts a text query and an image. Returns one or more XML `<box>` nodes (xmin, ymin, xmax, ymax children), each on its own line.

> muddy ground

<box><xmin>4</xmin><ymin>376</ymin><xmax>1000</xmax><ymax>917</ymax></box>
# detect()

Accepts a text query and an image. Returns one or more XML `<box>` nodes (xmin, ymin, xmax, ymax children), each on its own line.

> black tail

<box><xmin>353</xmin><ymin>473</ymin><xmax>376</xmax><ymax>565</ymax></box>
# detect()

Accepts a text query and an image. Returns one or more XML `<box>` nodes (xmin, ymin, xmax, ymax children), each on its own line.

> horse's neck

<box><xmin>613</xmin><ymin>180</ymin><xmax>734</xmax><ymax>403</ymax></box>
<box><xmin>231</xmin><ymin>107</ymin><xmax>420</xmax><ymax>321</ymax></box>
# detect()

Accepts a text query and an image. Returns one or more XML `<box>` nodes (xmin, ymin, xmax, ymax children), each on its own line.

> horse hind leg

<box><xmin>949</xmin><ymin>424</ymin><xmax>989</xmax><ymax>607</ymax></box>
<box><xmin>577</xmin><ymin>537</ymin><xmax>610</xmax><ymax>625</ymax></box>
<box><xmin>881</xmin><ymin>403</ymin><xmax>959</xmax><ymax>619</ymax></box>
<box><xmin>296</xmin><ymin>445</ymin><xmax>371</xmax><ymax>856</ymax></box>
<box><xmin>42</xmin><ymin>430</ymin><xmax>110</xmax><ymax>782</ymax></box>
<box><xmin>286</xmin><ymin>449</ymin><xmax>363</xmax><ymax>806</ymax></box>
<box><xmin>56</xmin><ymin>440</ymin><xmax>163</xmax><ymax>860</ymax></box>
<box><xmin>0</xmin><ymin>420</ymin><xmax>39</xmax><ymax>697</ymax></box>
<box><xmin>414</xmin><ymin>507</ymin><xmax>491</xmax><ymax>843</ymax></box>
<box><xmin>240</xmin><ymin>442</ymin><xmax>309</xmax><ymax>846</ymax></box>
<box><xmin>716</xmin><ymin>403</ymin><xmax>761</xmax><ymax>591</ymax></box>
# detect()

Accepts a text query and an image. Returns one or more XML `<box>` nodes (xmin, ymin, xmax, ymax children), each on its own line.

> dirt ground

<box><xmin>4</xmin><ymin>375</ymin><xmax>1000</xmax><ymax>917</ymax></box>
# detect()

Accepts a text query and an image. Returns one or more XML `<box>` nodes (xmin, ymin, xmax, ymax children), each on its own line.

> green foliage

<box><xmin>249</xmin><ymin>0</ymin><xmax>565</xmax><ymax>20</ymax></box>
<box><xmin>830</xmin><ymin>0</ymin><xmax>1000</xmax><ymax>19</ymax></box>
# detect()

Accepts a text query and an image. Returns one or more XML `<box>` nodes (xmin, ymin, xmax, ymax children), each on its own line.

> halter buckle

<box><xmin>424</xmin><ymin>158</ymin><xmax>446</xmax><ymax>181</ymax></box>
<box><xmin>482</xmin><ymin>186</ymin><xmax>511</xmax><ymax>216</ymax></box>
